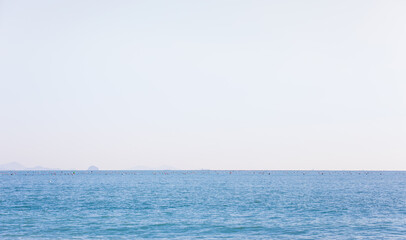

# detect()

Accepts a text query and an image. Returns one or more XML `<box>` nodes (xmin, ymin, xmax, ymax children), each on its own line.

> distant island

<box><xmin>0</xmin><ymin>162</ymin><xmax>178</xmax><ymax>171</ymax></box>
<box><xmin>88</xmin><ymin>165</ymin><xmax>99</xmax><ymax>171</ymax></box>
<box><xmin>0</xmin><ymin>162</ymin><xmax>58</xmax><ymax>170</ymax></box>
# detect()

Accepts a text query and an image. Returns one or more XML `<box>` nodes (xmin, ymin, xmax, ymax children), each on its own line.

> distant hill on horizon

<box><xmin>88</xmin><ymin>165</ymin><xmax>99</xmax><ymax>170</ymax></box>
<box><xmin>0</xmin><ymin>162</ymin><xmax>179</xmax><ymax>171</ymax></box>
<box><xmin>0</xmin><ymin>162</ymin><xmax>59</xmax><ymax>171</ymax></box>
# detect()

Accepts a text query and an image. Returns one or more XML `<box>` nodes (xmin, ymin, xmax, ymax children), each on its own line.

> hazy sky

<box><xmin>1</xmin><ymin>0</ymin><xmax>405</xmax><ymax>170</ymax></box>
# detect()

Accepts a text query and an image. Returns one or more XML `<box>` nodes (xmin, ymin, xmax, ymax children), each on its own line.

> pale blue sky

<box><xmin>1</xmin><ymin>0</ymin><xmax>405</xmax><ymax>170</ymax></box>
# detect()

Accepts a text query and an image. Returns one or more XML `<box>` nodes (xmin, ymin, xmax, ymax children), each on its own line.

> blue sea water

<box><xmin>1</xmin><ymin>171</ymin><xmax>405</xmax><ymax>239</ymax></box>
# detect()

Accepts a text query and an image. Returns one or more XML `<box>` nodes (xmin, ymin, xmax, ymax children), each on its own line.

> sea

<box><xmin>1</xmin><ymin>170</ymin><xmax>405</xmax><ymax>239</ymax></box>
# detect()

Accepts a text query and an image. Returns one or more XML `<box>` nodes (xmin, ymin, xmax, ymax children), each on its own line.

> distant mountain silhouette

<box><xmin>0</xmin><ymin>162</ymin><xmax>57</xmax><ymax>170</ymax></box>
<box><xmin>0</xmin><ymin>162</ymin><xmax>26</xmax><ymax>170</ymax></box>
<box><xmin>88</xmin><ymin>165</ymin><xmax>99</xmax><ymax>170</ymax></box>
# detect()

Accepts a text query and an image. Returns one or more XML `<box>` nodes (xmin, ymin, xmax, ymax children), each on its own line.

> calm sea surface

<box><xmin>1</xmin><ymin>171</ymin><xmax>405</xmax><ymax>239</ymax></box>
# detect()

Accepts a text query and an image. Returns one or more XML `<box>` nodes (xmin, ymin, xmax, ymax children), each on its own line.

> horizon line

<box><xmin>1</xmin><ymin>169</ymin><xmax>406</xmax><ymax>171</ymax></box>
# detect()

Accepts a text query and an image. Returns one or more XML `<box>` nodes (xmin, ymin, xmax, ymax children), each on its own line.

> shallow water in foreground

<box><xmin>1</xmin><ymin>171</ymin><xmax>405</xmax><ymax>239</ymax></box>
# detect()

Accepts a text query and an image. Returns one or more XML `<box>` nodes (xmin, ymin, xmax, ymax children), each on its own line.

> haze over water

<box><xmin>1</xmin><ymin>0</ymin><xmax>406</xmax><ymax>170</ymax></box>
<box><xmin>1</xmin><ymin>171</ymin><xmax>405</xmax><ymax>239</ymax></box>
